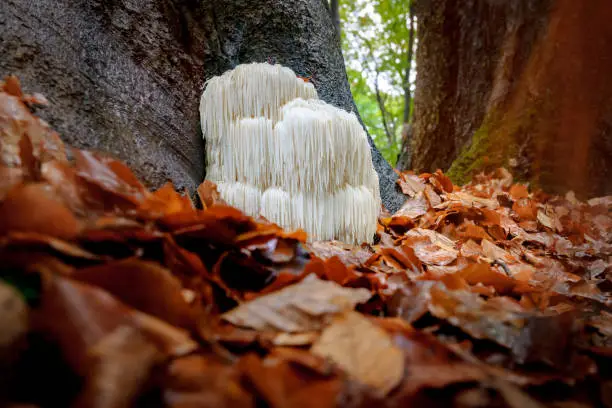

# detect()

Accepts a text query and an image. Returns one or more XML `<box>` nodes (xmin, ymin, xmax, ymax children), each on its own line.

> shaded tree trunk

<box><xmin>1</xmin><ymin>0</ymin><xmax>406</xmax><ymax>212</ymax></box>
<box><xmin>395</xmin><ymin>1</ymin><xmax>416</xmax><ymax>171</ymax></box>
<box><xmin>329</xmin><ymin>0</ymin><xmax>341</xmax><ymax>38</ymax></box>
<box><xmin>411</xmin><ymin>0</ymin><xmax>612</xmax><ymax>197</ymax></box>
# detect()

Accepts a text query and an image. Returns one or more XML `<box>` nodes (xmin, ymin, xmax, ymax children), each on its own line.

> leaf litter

<box><xmin>1</xmin><ymin>77</ymin><xmax>612</xmax><ymax>407</ymax></box>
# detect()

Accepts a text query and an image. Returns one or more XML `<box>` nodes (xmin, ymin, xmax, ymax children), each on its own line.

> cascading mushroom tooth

<box><xmin>200</xmin><ymin>62</ymin><xmax>380</xmax><ymax>244</ymax></box>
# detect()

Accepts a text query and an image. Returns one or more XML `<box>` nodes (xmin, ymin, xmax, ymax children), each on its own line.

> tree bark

<box><xmin>411</xmin><ymin>0</ymin><xmax>612</xmax><ymax>197</ymax></box>
<box><xmin>329</xmin><ymin>0</ymin><xmax>341</xmax><ymax>38</ymax></box>
<box><xmin>395</xmin><ymin>1</ymin><xmax>416</xmax><ymax>171</ymax></box>
<box><xmin>1</xmin><ymin>0</ymin><xmax>406</xmax><ymax>212</ymax></box>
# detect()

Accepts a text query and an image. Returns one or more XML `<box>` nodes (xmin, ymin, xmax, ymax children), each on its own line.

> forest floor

<box><xmin>1</xmin><ymin>76</ymin><xmax>612</xmax><ymax>408</ymax></box>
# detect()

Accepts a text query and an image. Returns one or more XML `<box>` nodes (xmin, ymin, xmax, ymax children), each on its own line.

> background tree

<box><xmin>411</xmin><ymin>0</ymin><xmax>612</xmax><ymax>197</ymax></box>
<box><xmin>340</xmin><ymin>0</ymin><xmax>416</xmax><ymax>167</ymax></box>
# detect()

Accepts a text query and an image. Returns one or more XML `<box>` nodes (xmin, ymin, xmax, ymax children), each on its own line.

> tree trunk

<box><xmin>412</xmin><ymin>0</ymin><xmax>612</xmax><ymax>198</ymax></box>
<box><xmin>1</xmin><ymin>0</ymin><xmax>406</xmax><ymax>212</ymax></box>
<box><xmin>395</xmin><ymin>1</ymin><xmax>416</xmax><ymax>171</ymax></box>
<box><xmin>329</xmin><ymin>0</ymin><xmax>341</xmax><ymax>38</ymax></box>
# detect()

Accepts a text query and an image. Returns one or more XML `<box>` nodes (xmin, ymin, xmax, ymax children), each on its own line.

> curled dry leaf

<box><xmin>311</xmin><ymin>311</ymin><xmax>404</xmax><ymax>396</ymax></box>
<box><xmin>221</xmin><ymin>274</ymin><xmax>372</xmax><ymax>332</ymax></box>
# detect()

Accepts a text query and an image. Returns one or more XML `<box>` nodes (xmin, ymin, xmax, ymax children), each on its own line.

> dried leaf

<box><xmin>239</xmin><ymin>352</ymin><xmax>341</xmax><ymax>408</ymax></box>
<box><xmin>307</xmin><ymin>241</ymin><xmax>372</xmax><ymax>266</ymax></box>
<box><xmin>74</xmin><ymin>258</ymin><xmax>198</xmax><ymax>329</ymax></box>
<box><xmin>393</xmin><ymin>193</ymin><xmax>428</xmax><ymax>219</ymax></box>
<box><xmin>397</xmin><ymin>173</ymin><xmax>426</xmax><ymax>197</ymax></box>
<box><xmin>0</xmin><ymin>183</ymin><xmax>80</xmax><ymax>239</ymax></box>
<box><xmin>221</xmin><ymin>274</ymin><xmax>371</xmax><ymax>332</ymax></box>
<box><xmin>0</xmin><ymin>281</ymin><xmax>28</xmax><ymax>359</ymax></box>
<box><xmin>163</xmin><ymin>354</ymin><xmax>255</xmax><ymax>408</ymax></box>
<box><xmin>405</xmin><ymin>228</ymin><xmax>458</xmax><ymax>266</ymax></box>
<box><xmin>197</xmin><ymin>179</ymin><xmax>227</xmax><ymax>209</ymax></box>
<box><xmin>74</xmin><ymin>325</ymin><xmax>160</xmax><ymax>408</ymax></box>
<box><xmin>311</xmin><ymin>311</ymin><xmax>404</xmax><ymax>396</ymax></box>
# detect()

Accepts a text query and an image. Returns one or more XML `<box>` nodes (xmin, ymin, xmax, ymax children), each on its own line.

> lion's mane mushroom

<box><xmin>199</xmin><ymin>62</ymin><xmax>380</xmax><ymax>244</ymax></box>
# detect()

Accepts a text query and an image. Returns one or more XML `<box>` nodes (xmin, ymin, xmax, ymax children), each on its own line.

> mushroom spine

<box><xmin>200</xmin><ymin>62</ymin><xmax>380</xmax><ymax>244</ymax></box>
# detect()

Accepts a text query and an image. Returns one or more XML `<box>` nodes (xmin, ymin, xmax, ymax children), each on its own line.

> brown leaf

<box><xmin>221</xmin><ymin>274</ymin><xmax>372</xmax><ymax>332</ymax></box>
<box><xmin>74</xmin><ymin>258</ymin><xmax>199</xmax><ymax>330</ymax></box>
<box><xmin>0</xmin><ymin>281</ymin><xmax>28</xmax><ymax>362</ymax></box>
<box><xmin>163</xmin><ymin>354</ymin><xmax>255</xmax><ymax>408</ymax></box>
<box><xmin>0</xmin><ymin>183</ymin><xmax>81</xmax><ymax>240</ymax></box>
<box><xmin>393</xmin><ymin>193</ymin><xmax>429</xmax><ymax>219</ymax></box>
<box><xmin>0</xmin><ymin>165</ymin><xmax>23</xmax><ymax>200</ymax></box>
<box><xmin>405</xmin><ymin>229</ymin><xmax>458</xmax><ymax>266</ymax></box>
<box><xmin>0</xmin><ymin>84</ymin><xmax>65</xmax><ymax>167</ymax></box>
<box><xmin>509</xmin><ymin>184</ymin><xmax>530</xmax><ymax>200</ymax></box>
<box><xmin>457</xmin><ymin>223</ymin><xmax>492</xmax><ymax>241</ymax></box>
<box><xmin>513</xmin><ymin>198</ymin><xmax>538</xmax><ymax>220</ymax></box>
<box><xmin>239</xmin><ymin>352</ymin><xmax>342</xmax><ymax>408</ymax></box>
<box><xmin>2</xmin><ymin>231</ymin><xmax>101</xmax><ymax>260</ymax></box>
<box><xmin>431</xmin><ymin>169</ymin><xmax>454</xmax><ymax>193</ymax></box>
<box><xmin>73</xmin><ymin>150</ymin><xmax>147</xmax><ymax>205</ymax></box>
<box><xmin>35</xmin><ymin>273</ymin><xmax>195</xmax><ymax>375</ymax></box>
<box><xmin>397</xmin><ymin>172</ymin><xmax>426</xmax><ymax>197</ymax></box>
<box><xmin>138</xmin><ymin>182</ymin><xmax>194</xmax><ymax>218</ymax></box>
<box><xmin>197</xmin><ymin>180</ymin><xmax>227</xmax><ymax>209</ymax></box>
<box><xmin>456</xmin><ymin>263</ymin><xmax>517</xmax><ymax>294</ymax></box>
<box><xmin>73</xmin><ymin>325</ymin><xmax>160</xmax><ymax>408</ymax></box>
<box><xmin>4</xmin><ymin>75</ymin><xmax>23</xmax><ymax>97</ymax></box>
<box><xmin>311</xmin><ymin>311</ymin><xmax>404</xmax><ymax>396</ymax></box>
<box><xmin>307</xmin><ymin>240</ymin><xmax>372</xmax><ymax>266</ymax></box>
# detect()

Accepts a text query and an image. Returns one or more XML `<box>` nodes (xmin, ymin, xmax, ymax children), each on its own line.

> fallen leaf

<box><xmin>311</xmin><ymin>311</ymin><xmax>404</xmax><ymax>396</ymax></box>
<box><xmin>0</xmin><ymin>183</ymin><xmax>80</xmax><ymax>240</ymax></box>
<box><xmin>509</xmin><ymin>184</ymin><xmax>530</xmax><ymax>200</ymax></box>
<box><xmin>0</xmin><ymin>281</ymin><xmax>28</xmax><ymax>362</ymax></box>
<box><xmin>393</xmin><ymin>193</ymin><xmax>428</xmax><ymax>219</ymax></box>
<box><xmin>239</xmin><ymin>352</ymin><xmax>342</xmax><ymax>408</ymax></box>
<box><xmin>397</xmin><ymin>173</ymin><xmax>426</xmax><ymax>197</ymax></box>
<box><xmin>221</xmin><ymin>274</ymin><xmax>371</xmax><ymax>332</ymax></box>
<box><xmin>197</xmin><ymin>180</ymin><xmax>227</xmax><ymax>209</ymax></box>
<box><xmin>163</xmin><ymin>354</ymin><xmax>255</xmax><ymax>408</ymax></box>
<box><xmin>73</xmin><ymin>325</ymin><xmax>160</xmax><ymax>408</ymax></box>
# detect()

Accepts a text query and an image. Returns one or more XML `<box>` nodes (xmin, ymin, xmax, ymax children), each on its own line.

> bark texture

<box><xmin>411</xmin><ymin>0</ymin><xmax>548</xmax><ymax>173</ymax></box>
<box><xmin>1</xmin><ymin>0</ymin><xmax>406</xmax><ymax>212</ymax></box>
<box><xmin>412</xmin><ymin>0</ymin><xmax>612</xmax><ymax>198</ymax></box>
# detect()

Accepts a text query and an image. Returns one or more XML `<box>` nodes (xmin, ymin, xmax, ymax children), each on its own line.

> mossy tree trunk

<box><xmin>1</xmin><ymin>0</ymin><xmax>407</xmax><ymax>212</ymax></box>
<box><xmin>412</xmin><ymin>0</ymin><xmax>612</xmax><ymax>197</ymax></box>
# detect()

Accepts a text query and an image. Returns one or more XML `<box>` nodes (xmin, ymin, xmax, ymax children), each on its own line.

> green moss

<box><xmin>448</xmin><ymin>104</ymin><xmax>539</xmax><ymax>186</ymax></box>
<box><xmin>447</xmin><ymin>119</ymin><xmax>495</xmax><ymax>185</ymax></box>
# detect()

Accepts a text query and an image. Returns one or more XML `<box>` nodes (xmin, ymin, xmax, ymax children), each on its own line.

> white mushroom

<box><xmin>200</xmin><ymin>62</ymin><xmax>380</xmax><ymax>244</ymax></box>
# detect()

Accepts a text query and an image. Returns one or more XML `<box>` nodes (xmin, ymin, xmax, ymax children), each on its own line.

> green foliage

<box><xmin>340</xmin><ymin>0</ymin><xmax>414</xmax><ymax>165</ymax></box>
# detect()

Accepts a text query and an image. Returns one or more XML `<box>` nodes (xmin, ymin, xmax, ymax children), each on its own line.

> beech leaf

<box><xmin>311</xmin><ymin>311</ymin><xmax>404</xmax><ymax>396</ymax></box>
<box><xmin>221</xmin><ymin>274</ymin><xmax>372</xmax><ymax>332</ymax></box>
